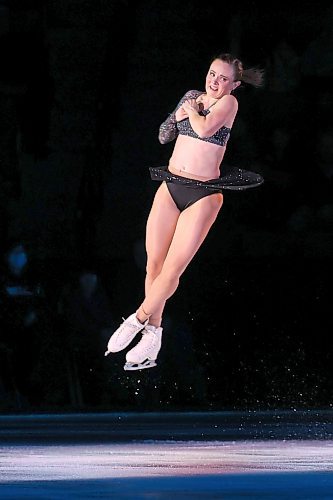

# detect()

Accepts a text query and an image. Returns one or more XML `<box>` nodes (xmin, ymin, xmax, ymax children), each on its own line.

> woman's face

<box><xmin>205</xmin><ymin>59</ymin><xmax>239</xmax><ymax>99</ymax></box>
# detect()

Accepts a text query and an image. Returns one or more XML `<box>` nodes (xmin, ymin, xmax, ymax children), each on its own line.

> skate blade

<box><xmin>124</xmin><ymin>359</ymin><xmax>157</xmax><ymax>371</ymax></box>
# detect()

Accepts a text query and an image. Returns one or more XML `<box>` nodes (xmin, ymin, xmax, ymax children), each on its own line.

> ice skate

<box><xmin>124</xmin><ymin>324</ymin><xmax>163</xmax><ymax>371</ymax></box>
<box><xmin>105</xmin><ymin>312</ymin><xmax>148</xmax><ymax>356</ymax></box>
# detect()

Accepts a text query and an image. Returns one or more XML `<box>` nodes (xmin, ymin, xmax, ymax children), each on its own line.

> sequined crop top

<box><xmin>176</xmin><ymin>108</ymin><xmax>231</xmax><ymax>146</ymax></box>
<box><xmin>158</xmin><ymin>89</ymin><xmax>232</xmax><ymax>147</ymax></box>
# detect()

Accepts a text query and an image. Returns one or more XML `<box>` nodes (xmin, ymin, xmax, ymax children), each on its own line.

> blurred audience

<box><xmin>0</xmin><ymin>239</ymin><xmax>48</xmax><ymax>408</ymax></box>
<box><xmin>57</xmin><ymin>268</ymin><xmax>115</xmax><ymax>407</ymax></box>
<box><xmin>0</xmin><ymin>7</ymin><xmax>332</xmax><ymax>412</ymax></box>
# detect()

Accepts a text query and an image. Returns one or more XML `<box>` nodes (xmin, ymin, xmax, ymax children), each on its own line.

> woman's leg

<box><xmin>141</xmin><ymin>181</ymin><xmax>180</xmax><ymax>326</ymax></box>
<box><xmin>137</xmin><ymin>192</ymin><xmax>223</xmax><ymax>321</ymax></box>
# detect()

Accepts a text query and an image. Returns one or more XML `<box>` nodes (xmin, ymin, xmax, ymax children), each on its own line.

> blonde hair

<box><xmin>213</xmin><ymin>52</ymin><xmax>265</xmax><ymax>88</ymax></box>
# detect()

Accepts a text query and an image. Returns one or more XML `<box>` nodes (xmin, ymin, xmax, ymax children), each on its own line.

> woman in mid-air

<box><xmin>105</xmin><ymin>52</ymin><xmax>264</xmax><ymax>370</ymax></box>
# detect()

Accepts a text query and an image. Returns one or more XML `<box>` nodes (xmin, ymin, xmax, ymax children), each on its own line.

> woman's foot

<box><xmin>105</xmin><ymin>313</ymin><xmax>148</xmax><ymax>355</ymax></box>
<box><xmin>124</xmin><ymin>324</ymin><xmax>163</xmax><ymax>371</ymax></box>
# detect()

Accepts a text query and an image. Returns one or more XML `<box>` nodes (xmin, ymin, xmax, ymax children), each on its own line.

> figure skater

<box><xmin>105</xmin><ymin>52</ymin><xmax>264</xmax><ymax>370</ymax></box>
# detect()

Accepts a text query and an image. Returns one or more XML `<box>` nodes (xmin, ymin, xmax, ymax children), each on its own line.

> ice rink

<box><xmin>0</xmin><ymin>411</ymin><xmax>332</xmax><ymax>498</ymax></box>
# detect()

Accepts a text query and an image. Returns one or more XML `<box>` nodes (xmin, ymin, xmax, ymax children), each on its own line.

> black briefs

<box><xmin>149</xmin><ymin>165</ymin><xmax>264</xmax><ymax>212</ymax></box>
<box><xmin>165</xmin><ymin>182</ymin><xmax>221</xmax><ymax>212</ymax></box>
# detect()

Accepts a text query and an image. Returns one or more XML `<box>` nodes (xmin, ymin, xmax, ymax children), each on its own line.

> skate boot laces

<box><xmin>105</xmin><ymin>313</ymin><xmax>148</xmax><ymax>355</ymax></box>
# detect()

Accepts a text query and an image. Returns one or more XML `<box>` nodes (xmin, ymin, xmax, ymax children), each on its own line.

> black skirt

<box><xmin>149</xmin><ymin>165</ymin><xmax>264</xmax><ymax>191</ymax></box>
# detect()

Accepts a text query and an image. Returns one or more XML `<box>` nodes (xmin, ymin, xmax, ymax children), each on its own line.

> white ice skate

<box><xmin>104</xmin><ymin>313</ymin><xmax>148</xmax><ymax>356</ymax></box>
<box><xmin>124</xmin><ymin>324</ymin><xmax>163</xmax><ymax>371</ymax></box>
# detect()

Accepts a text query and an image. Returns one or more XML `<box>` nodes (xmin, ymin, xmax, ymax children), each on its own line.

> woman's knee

<box><xmin>159</xmin><ymin>264</ymin><xmax>183</xmax><ymax>287</ymax></box>
<box><xmin>146</xmin><ymin>259</ymin><xmax>163</xmax><ymax>281</ymax></box>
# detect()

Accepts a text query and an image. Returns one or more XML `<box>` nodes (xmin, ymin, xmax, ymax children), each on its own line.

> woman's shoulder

<box><xmin>215</xmin><ymin>93</ymin><xmax>239</xmax><ymax>111</ymax></box>
<box><xmin>220</xmin><ymin>93</ymin><xmax>238</xmax><ymax>104</ymax></box>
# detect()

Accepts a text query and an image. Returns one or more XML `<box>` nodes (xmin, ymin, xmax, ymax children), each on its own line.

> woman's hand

<box><xmin>175</xmin><ymin>106</ymin><xmax>189</xmax><ymax>122</ymax></box>
<box><xmin>182</xmin><ymin>98</ymin><xmax>201</xmax><ymax>114</ymax></box>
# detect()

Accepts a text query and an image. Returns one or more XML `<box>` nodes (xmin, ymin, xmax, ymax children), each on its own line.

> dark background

<box><xmin>0</xmin><ymin>0</ymin><xmax>332</xmax><ymax>412</ymax></box>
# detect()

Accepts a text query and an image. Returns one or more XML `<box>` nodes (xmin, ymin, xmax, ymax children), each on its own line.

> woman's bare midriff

<box><xmin>168</xmin><ymin>135</ymin><xmax>226</xmax><ymax>181</ymax></box>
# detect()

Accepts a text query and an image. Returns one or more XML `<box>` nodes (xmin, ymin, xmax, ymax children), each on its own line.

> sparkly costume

<box><xmin>152</xmin><ymin>89</ymin><xmax>264</xmax><ymax>212</ymax></box>
<box><xmin>105</xmin><ymin>89</ymin><xmax>264</xmax><ymax>371</ymax></box>
<box><xmin>176</xmin><ymin>104</ymin><xmax>231</xmax><ymax>146</ymax></box>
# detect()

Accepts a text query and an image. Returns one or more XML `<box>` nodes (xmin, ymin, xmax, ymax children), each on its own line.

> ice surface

<box><xmin>0</xmin><ymin>412</ymin><xmax>332</xmax><ymax>498</ymax></box>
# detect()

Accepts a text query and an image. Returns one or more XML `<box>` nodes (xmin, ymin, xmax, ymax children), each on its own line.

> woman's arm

<box><xmin>158</xmin><ymin>90</ymin><xmax>203</xmax><ymax>144</ymax></box>
<box><xmin>184</xmin><ymin>94</ymin><xmax>238</xmax><ymax>138</ymax></box>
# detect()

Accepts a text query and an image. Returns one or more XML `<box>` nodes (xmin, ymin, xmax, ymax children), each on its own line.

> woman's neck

<box><xmin>201</xmin><ymin>92</ymin><xmax>219</xmax><ymax>109</ymax></box>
